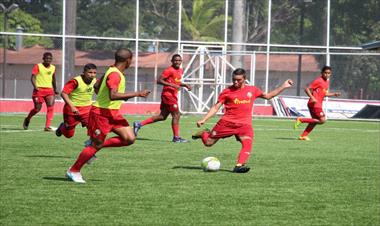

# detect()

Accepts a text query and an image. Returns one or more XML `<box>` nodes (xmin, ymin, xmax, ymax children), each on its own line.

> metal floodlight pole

<box><xmin>1</xmin><ymin>3</ymin><xmax>19</xmax><ymax>98</ymax></box>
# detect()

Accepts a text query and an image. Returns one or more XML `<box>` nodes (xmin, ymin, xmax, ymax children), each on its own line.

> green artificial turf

<box><xmin>0</xmin><ymin>114</ymin><xmax>379</xmax><ymax>226</ymax></box>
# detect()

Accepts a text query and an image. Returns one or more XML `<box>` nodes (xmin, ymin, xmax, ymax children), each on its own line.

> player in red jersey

<box><xmin>192</xmin><ymin>68</ymin><xmax>293</xmax><ymax>173</ymax></box>
<box><xmin>293</xmin><ymin>66</ymin><xmax>340</xmax><ymax>140</ymax></box>
<box><xmin>66</xmin><ymin>49</ymin><xmax>150</xmax><ymax>183</ymax></box>
<box><xmin>133</xmin><ymin>54</ymin><xmax>192</xmax><ymax>142</ymax></box>
<box><xmin>23</xmin><ymin>52</ymin><xmax>58</xmax><ymax>131</ymax></box>
<box><xmin>55</xmin><ymin>63</ymin><xmax>97</xmax><ymax>138</ymax></box>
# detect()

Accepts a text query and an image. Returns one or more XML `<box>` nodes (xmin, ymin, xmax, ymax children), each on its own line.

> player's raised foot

<box><xmin>55</xmin><ymin>122</ymin><xmax>64</xmax><ymax>137</ymax></box>
<box><xmin>191</xmin><ymin>128</ymin><xmax>210</xmax><ymax>140</ymax></box>
<box><xmin>66</xmin><ymin>170</ymin><xmax>86</xmax><ymax>183</ymax></box>
<box><xmin>133</xmin><ymin>121</ymin><xmax>142</xmax><ymax>136</ymax></box>
<box><xmin>298</xmin><ymin>136</ymin><xmax>310</xmax><ymax>141</ymax></box>
<box><xmin>232</xmin><ymin>165</ymin><xmax>251</xmax><ymax>173</ymax></box>
<box><xmin>86</xmin><ymin>155</ymin><xmax>97</xmax><ymax>165</ymax></box>
<box><xmin>293</xmin><ymin>117</ymin><xmax>302</xmax><ymax>129</ymax></box>
<box><xmin>44</xmin><ymin>127</ymin><xmax>54</xmax><ymax>132</ymax></box>
<box><xmin>23</xmin><ymin>118</ymin><xmax>30</xmax><ymax>130</ymax></box>
<box><xmin>172</xmin><ymin>136</ymin><xmax>189</xmax><ymax>143</ymax></box>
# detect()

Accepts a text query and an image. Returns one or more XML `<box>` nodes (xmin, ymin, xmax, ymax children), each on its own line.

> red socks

<box><xmin>141</xmin><ymin>117</ymin><xmax>154</xmax><ymax>126</ymax></box>
<box><xmin>201</xmin><ymin>131</ymin><xmax>210</xmax><ymax>145</ymax></box>
<box><xmin>237</xmin><ymin>138</ymin><xmax>253</xmax><ymax>165</ymax></box>
<box><xmin>70</xmin><ymin>146</ymin><xmax>97</xmax><ymax>172</ymax></box>
<box><xmin>172</xmin><ymin>123</ymin><xmax>179</xmax><ymax>137</ymax></box>
<box><xmin>45</xmin><ymin>106</ymin><xmax>54</xmax><ymax>128</ymax></box>
<box><xmin>102</xmin><ymin>136</ymin><xmax>132</xmax><ymax>148</ymax></box>
<box><xmin>26</xmin><ymin>108</ymin><xmax>39</xmax><ymax>120</ymax></box>
<box><xmin>301</xmin><ymin>123</ymin><xmax>316</xmax><ymax>137</ymax></box>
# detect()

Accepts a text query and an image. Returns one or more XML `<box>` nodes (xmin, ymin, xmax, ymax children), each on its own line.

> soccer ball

<box><xmin>201</xmin><ymin>157</ymin><xmax>221</xmax><ymax>172</ymax></box>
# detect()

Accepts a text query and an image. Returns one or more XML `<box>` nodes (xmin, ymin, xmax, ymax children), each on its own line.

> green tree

<box><xmin>182</xmin><ymin>0</ymin><xmax>228</xmax><ymax>42</ymax></box>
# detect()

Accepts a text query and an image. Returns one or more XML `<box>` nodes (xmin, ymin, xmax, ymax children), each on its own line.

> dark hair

<box><xmin>43</xmin><ymin>52</ymin><xmax>53</xmax><ymax>58</ymax></box>
<box><xmin>171</xmin><ymin>54</ymin><xmax>182</xmax><ymax>61</ymax></box>
<box><xmin>232</xmin><ymin>68</ymin><xmax>246</xmax><ymax>78</ymax></box>
<box><xmin>321</xmin><ymin>66</ymin><xmax>332</xmax><ymax>73</ymax></box>
<box><xmin>115</xmin><ymin>48</ymin><xmax>132</xmax><ymax>63</ymax></box>
<box><xmin>84</xmin><ymin>63</ymin><xmax>97</xmax><ymax>71</ymax></box>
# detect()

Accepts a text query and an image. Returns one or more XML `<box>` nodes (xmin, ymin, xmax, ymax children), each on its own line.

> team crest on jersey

<box><xmin>87</xmin><ymin>87</ymin><xmax>93</xmax><ymax>92</ymax></box>
<box><xmin>173</xmin><ymin>104</ymin><xmax>178</xmax><ymax>109</ymax></box>
<box><xmin>247</xmin><ymin>92</ymin><xmax>252</xmax><ymax>98</ymax></box>
<box><xmin>47</xmin><ymin>71</ymin><xmax>52</xmax><ymax>75</ymax></box>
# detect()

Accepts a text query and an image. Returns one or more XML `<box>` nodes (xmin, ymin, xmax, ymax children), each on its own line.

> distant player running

<box><xmin>293</xmin><ymin>66</ymin><xmax>340</xmax><ymax>140</ymax></box>
<box><xmin>23</xmin><ymin>52</ymin><xmax>58</xmax><ymax>131</ymax></box>
<box><xmin>55</xmin><ymin>63</ymin><xmax>97</xmax><ymax>138</ymax></box>
<box><xmin>133</xmin><ymin>54</ymin><xmax>192</xmax><ymax>143</ymax></box>
<box><xmin>192</xmin><ymin>68</ymin><xmax>293</xmax><ymax>173</ymax></box>
<box><xmin>66</xmin><ymin>48</ymin><xmax>150</xmax><ymax>183</ymax></box>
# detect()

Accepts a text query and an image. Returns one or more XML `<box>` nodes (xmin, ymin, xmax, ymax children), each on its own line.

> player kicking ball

<box><xmin>192</xmin><ymin>68</ymin><xmax>293</xmax><ymax>173</ymax></box>
<box><xmin>55</xmin><ymin>63</ymin><xmax>97</xmax><ymax>138</ymax></box>
<box><xmin>293</xmin><ymin>66</ymin><xmax>340</xmax><ymax>141</ymax></box>
<box><xmin>133</xmin><ymin>54</ymin><xmax>192</xmax><ymax>143</ymax></box>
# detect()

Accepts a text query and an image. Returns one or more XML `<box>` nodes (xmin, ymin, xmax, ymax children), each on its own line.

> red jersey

<box><xmin>218</xmin><ymin>85</ymin><xmax>263</xmax><ymax>125</ymax></box>
<box><xmin>161</xmin><ymin>66</ymin><xmax>183</xmax><ymax>98</ymax></box>
<box><xmin>307</xmin><ymin>76</ymin><xmax>329</xmax><ymax>108</ymax></box>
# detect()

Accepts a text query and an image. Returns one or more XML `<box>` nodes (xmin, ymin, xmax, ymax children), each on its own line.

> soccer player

<box><xmin>23</xmin><ymin>52</ymin><xmax>58</xmax><ymax>131</ymax></box>
<box><xmin>192</xmin><ymin>68</ymin><xmax>293</xmax><ymax>173</ymax></box>
<box><xmin>66</xmin><ymin>48</ymin><xmax>151</xmax><ymax>183</ymax></box>
<box><xmin>133</xmin><ymin>54</ymin><xmax>192</xmax><ymax>143</ymax></box>
<box><xmin>55</xmin><ymin>63</ymin><xmax>97</xmax><ymax>138</ymax></box>
<box><xmin>293</xmin><ymin>66</ymin><xmax>341</xmax><ymax>140</ymax></box>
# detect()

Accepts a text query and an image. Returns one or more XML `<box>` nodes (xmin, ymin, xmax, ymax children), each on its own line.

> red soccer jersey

<box><xmin>307</xmin><ymin>76</ymin><xmax>329</xmax><ymax>108</ymax></box>
<box><xmin>161</xmin><ymin>66</ymin><xmax>183</xmax><ymax>98</ymax></box>
<box><xmin>218</xmin><ymin>85</ymin><xmax>263</xmax><ymax>125</ymax></box>
<box><xmin>62</xmin><ymin>79</ymin><xmax>78</xmax><ymax>94</ymax></box>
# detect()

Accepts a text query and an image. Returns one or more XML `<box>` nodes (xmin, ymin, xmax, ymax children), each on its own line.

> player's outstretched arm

<box><xmin>261</xmin><ymin>79</ymin><xmax>293</xmax><ymax>100</ymax></box>
<box><xmin>180</xmin><ymin>83</ymin><xmax>192</xmax><ymax>91</ymax></box>
<box><xmin>109</xmin><ymin>89</ymin><xmax>151</xmax><ymax>101</ymax></box>
<box><xmin>326</xmin><ymin>91</ymin><xmax>341</xmax><ymax>97</ymax></box>
<box><xmin>196</xmin><ymin>102</ymin><xmax>223</xmax><ymax>127</ymax></box>
<box><xmin>157</xmin><ymin>77</ymin><xmax>180</xmax><ymax>90</ymax></box>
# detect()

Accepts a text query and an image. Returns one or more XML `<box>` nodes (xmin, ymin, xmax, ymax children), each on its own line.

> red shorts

<box><xmin>308</xmin><ymin>103</ymin><xmax>325</xmax><ymax>119</ymax></box>
<box><xmin>160</xmin><ymin>95</ymin><xmax>179</xmax><ymax>113</ymax></box>
<box><xmin>63</xmin><ymin>105</ymin><xmax>92</xmax><ymax>129</ymax></box>
<box><xmin>87</xmin><ymin>110</ymin><xmax>129</xmax><ymax>141</ymax></box>
<box><xmin>32</xmin><ymin>88</ymin><xmax>55</xmax><ymax>104</ymax></box>
<box><xmin>210</xmin><ymin>119</ymin><xmax>253</xmax><ymax>140</ymax></box>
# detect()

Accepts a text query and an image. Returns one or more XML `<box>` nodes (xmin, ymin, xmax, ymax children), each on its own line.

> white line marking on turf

<box><xmin>0</xmin><ymin>129</ymin><xmax>42</xmax><ymax>133</ymax></box>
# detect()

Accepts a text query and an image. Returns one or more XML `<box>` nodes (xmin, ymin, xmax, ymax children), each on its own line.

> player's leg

<box><xmin>102</xmin><ymin>126</ymin><xmax>136</xmax><ymax>148</ymax></box>
<box><xmin>233</xmin><ymin>136</ymin><xmax>253</xmax><ymax>173</ymax></box>
<box><xmin>133</xmin><ymin>106</ymin><xmax>169</xmax><ymax>136</ymax></box>
<box><xmin>44</xmin><ymin>95</ymin><xmax>55</xmax><ymax>131</ymax></box>
<box><xmin>299</xmin><ymin>109</ymin><xmax>326</xmax><ymax>140</ymax></box>
<box><xmin>171</xmin><ymin>111</ymin><xmax>188</xmax><ymax>143</ymax></box>
<box><xmin>56</xmin><ymin>119</ymin><xmax>79</xmax><ymax>138</ymax></box>
<box><xmin>24</xmin><ymin>96</ymin><xmax>43</xmax><ymax>129</ymax></box>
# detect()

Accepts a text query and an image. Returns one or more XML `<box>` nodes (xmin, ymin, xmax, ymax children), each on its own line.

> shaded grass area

<box><xmin>0</xmin><ymin>114</ymin><xmax>379</xmax><ymax>225</ymax></box>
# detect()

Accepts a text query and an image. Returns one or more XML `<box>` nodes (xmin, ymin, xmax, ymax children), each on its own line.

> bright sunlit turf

<box><xmin>0</xmin><ymin>114</ymin><xmax>379</xmax><ymax>225</ymax></box>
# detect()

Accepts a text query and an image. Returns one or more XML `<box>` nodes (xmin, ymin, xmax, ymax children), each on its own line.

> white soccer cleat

<box><xmin>66</xmin><ymin>170</ymin><xmax>86</xmax><ymax>183</ymax></box>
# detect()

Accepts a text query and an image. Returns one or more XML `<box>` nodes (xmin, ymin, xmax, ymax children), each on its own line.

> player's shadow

<box><xmin>42</xmin><ymin>177</ymin><xmax>103</xmax><ymax>182</ymax></box>
<box><xmin>136</xmin><ymin>137</ymin><xmax>172</xmax><ymax>143</ymax></box>
<box><xmin>1</xmin><ymin>127</ymin><xmax>25</xmax><ymax>131</ymax></box>
<box><xmin>275</xmin><ymin>137</ymin><xmax>298</xmax><ymax>140</ymax></box>
<box><xmin>25</xmin><ymin>155</ymin><xmax>71</xmax><ymax>159</ymax></box>
<box><xmin>172</xmin><ymin>166</ymin><xmax>232</xmax><ymax>172</ymax></box>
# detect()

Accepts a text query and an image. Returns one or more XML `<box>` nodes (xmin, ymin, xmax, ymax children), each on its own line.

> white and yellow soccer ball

<box><xmin>201</xmin><ymin>157</ymin><xmax>221</xmax><ymax>172</ymax></box>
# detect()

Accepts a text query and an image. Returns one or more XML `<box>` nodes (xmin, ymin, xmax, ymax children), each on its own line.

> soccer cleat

<box><xmin>44</xmin><ymin>127</ymin><xmax>54</xmax><ymax>132</ymax></box>
<box><xmin>23</xmin><ymin>118</ymin><xmax>30</xmax><ymax>130</ymax></box>
<box><xmin>133</xmin><ymin>121</ymin><xmax>142</xmax><ymax>136</ymax></box>
<box><xmin>232</xmin><ymin>165</ymin><xmax>251</xmax><ymax>173</ymax></box>
<box><xmin>66</xmin><ymin>170</ymin><xmax>86</xmax><ymax>183</ymax></box>
<box><xmin>172</xmin><ymin>136</ymin><xmax>189</xmax><ymax>143</ymax></box>
<box><xmin>84</xmin><ymin>139</ymin><xmax>92</xmax><ymax>147</ymax></box>
<box><xmin>87</xmin><ymin>155</ymin><xmax>97</xmax><ymax>165</ymax></box>
<box><xmin>191</xmin><ymin>128</ymin><xmax>210</xmax><ymax>140</ymax></box>
<box><xmin>298</xmin><ymin>136</ymin><xmax>310</xmax><ymax>141</ymax></box>
<box><xmin>293</xmin><ymin>117</ymin><xmax>302</xmax><ymax>129</ymax></box>
<box><xmin>55</xmin><ymin>122</ymin><xmax>64</xmax><ymax>137</ymax></box>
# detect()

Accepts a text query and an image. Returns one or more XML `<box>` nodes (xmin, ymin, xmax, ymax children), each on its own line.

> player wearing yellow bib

<box><xmin>66</xmin><ymin>48</ymin><xmax>151</xmax><ymax>183</ymax></box>
<box><xmin>55</xmin><ymin>63</ymin><xmax>97</xmax><ymax>138</ymax></box>
<box><xmin>23</xmin><ymin>52</ymin><xmax>58</xmax><ymax>131</ymax></box>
